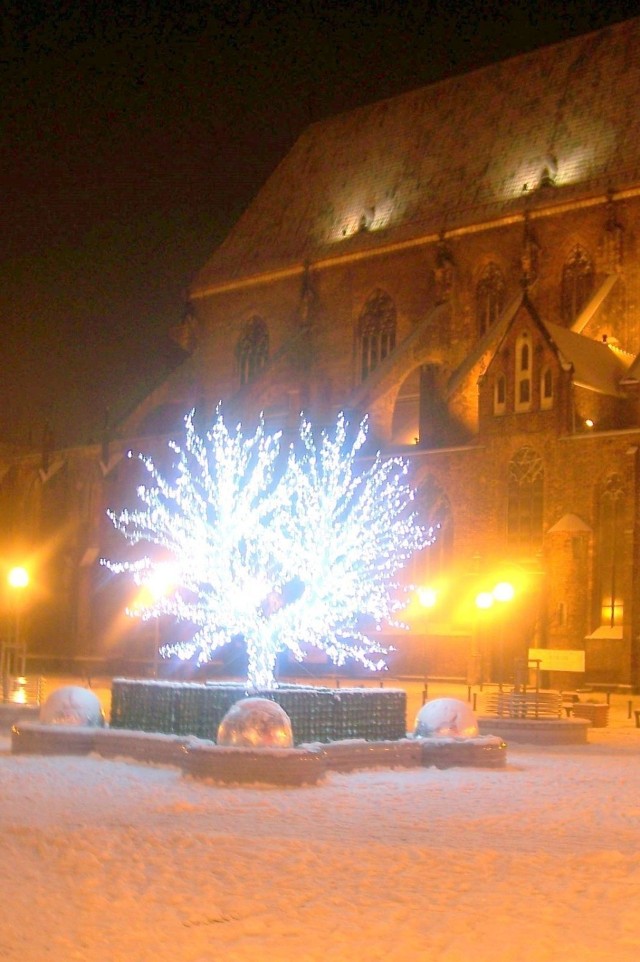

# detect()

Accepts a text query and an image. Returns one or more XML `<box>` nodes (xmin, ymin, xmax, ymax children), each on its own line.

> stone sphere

<box><xmin>40</xmin><ymin>686</ymin><xmax>106</xmax><ymax>727</ymax></box>
<box><xmin>415</xmin><ymin>697</ymin><xmax>478</xmax><ymax>739</ymax></box>
<box><xmin>217</xmin><ymin>697</ymin><xmax>293</xmax><ymax>749</ymax></box>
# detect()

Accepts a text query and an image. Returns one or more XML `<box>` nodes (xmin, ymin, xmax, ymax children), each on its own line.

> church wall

<box><xmin>407</xmin><ymin>413</ymin><xmax>640</xmax><ymax>685</ymax></box>
<box><xmin>192</xmin><ymin>277</ymin><xmax>304</xmax><ymax>421</ymax></box>
<box><xmin>189</xmin><ymin>189</ymin><xmax>640</xmax><ymax>441</ymax></box>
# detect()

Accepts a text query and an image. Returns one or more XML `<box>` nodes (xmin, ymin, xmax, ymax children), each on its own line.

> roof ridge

<box><xmin>303</xmin><ymin>16</ymin><xmax>635</xmax><ymax>131</ymax></box>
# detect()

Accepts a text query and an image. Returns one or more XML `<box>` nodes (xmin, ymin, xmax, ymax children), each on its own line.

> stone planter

<box><xmin>109</xmin><ymin>679</ymin><xmax>407</xmax><ymax>744</ymax></box>
<box><xmin>571</xmin><ymin>702</ymin><xmax>609</xmax><ymax>727</ymax></box>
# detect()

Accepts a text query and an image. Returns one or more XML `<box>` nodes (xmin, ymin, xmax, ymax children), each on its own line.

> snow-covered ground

<box><xmin>1</xmin><ymin>709</ymin><xmax>639</xmax><ymax>962</ymax></box>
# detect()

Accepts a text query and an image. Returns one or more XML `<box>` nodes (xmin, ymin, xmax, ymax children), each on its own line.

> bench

<box><xmin>483</xmin><ymin>690</ymin><xmax>562</xmax><ymax>719</ymax></box>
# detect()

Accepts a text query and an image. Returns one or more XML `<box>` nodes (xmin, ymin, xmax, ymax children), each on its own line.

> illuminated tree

<box><xmin>104</xmin><ymin>411</ymin><xmax>433</xmax><ymax>689</ymax></box>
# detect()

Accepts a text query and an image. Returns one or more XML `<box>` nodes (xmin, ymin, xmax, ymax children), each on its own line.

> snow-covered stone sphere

<box><xmin>415</xmin><ymin>697</ymin><xmax>478</xmax><ymax>739</ymax></box>
<box><xmin>217</xmin><ymin>697</ymin><xmax>293</xmax><ymax>748</ymax></box>
<box><xmin>40</xmin><ymin>686</ymin><xmax>106</xmax><ymax>727</ymax></box>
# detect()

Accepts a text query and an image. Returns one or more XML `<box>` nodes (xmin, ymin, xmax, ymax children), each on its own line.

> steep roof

<box><xmin>545</xmin><ymin>322</ymin><xmax>632</xmax><ymax>395</ymax></box>
<box><xmin>621</xmin><ymin>350</ymin><xmax>640</xmax><ymax>383</ymax></box>
<box><xmin>192</xmin><ymin>18</ymin><xmax>640</xmax><ymax>295</ymax></box>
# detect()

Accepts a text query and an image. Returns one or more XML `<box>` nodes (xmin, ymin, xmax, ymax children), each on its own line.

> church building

<box><xmin>4</xmin><ymin>17</ymin><xmax>640</xmax><ymax>690</ymax></box>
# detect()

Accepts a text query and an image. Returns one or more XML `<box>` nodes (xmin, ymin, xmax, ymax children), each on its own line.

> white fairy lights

<box><xmin>103</xmin><ymin>410</ymin><xmax>434</xmax><ymax>690</ymax></box>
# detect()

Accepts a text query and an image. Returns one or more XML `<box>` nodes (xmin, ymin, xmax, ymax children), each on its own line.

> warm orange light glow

<box><xmin>8</xmin><ymin>566</ymin><xmax>29</xmax><ymax>589</ymax></box>
<box><xmin>475</xmin><ymin>591</ymin><xmax>494</xmax><ymax>610</ymax></box>
<box><xmin>493</xmin><ymin>581</ymin><xmax>515</xmax><ymax>603</ymax></box>
<box><xmin>418</xmin><ymin>586</ymin><xmax>438</xmax><ymax>608</ymax></box>
<box><xmin>10</xmin><ymin>683</ymin><xmax>27</xmax><ymax>704</ymax></box>
<box><xmin>146</xmin><ymin>564</ymin><xmax>177</xmax><ymax>601</ymax></box>
<box><xmin>132</xmin><ymin>564</ymin><xmax>177</xmax><ymax>610</ymax></box>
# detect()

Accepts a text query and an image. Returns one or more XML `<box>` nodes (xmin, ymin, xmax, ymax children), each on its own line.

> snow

<box><xmin>1</xmin><ymin>710</ymin><xmax>639</xmax><ymax>960</ymax></box>
<box><xmin>415</xmin><ymin>696</ymin><xmax>479</xmax><ymax>737</ymax></box>
<box><xmin>39</xmin><ymin>685</ymin><xmax>105</xmax><ymax>727</ymax></box>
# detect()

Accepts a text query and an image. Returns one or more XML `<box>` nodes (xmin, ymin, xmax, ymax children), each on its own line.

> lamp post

<box><xmin>4</xmin><ymin>566</ymin><xmax>30</xmax><ymax>702</ymax></box>
<box><xmin>493</xmin><ymin>581</ymin><xmax>515</xmax><ymax>691</ymax></box>
<box><xmin>474</xmin><ymin>581</ymin><xmax>515</xmax><ymax>689</ymax></box>
<box><xmin>474</xmin><ymin>590</ymin><xmax>494</xmax><ymax>688</ymax></box>
<box><xmin>493</xmin><ymin>581</ymin><xmax>515</xmax><ymax>690</ymax></box>
<box><xmin>141</xmin><ymin>564</ymin><xmax>176</xmax><ymax>678</ymax></box>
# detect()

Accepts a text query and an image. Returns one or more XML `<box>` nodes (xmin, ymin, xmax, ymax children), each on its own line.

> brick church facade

<box><xmin>4</xmin><ymin>18</ymin><xmax>640</xmax><ymax>689</ymax></box>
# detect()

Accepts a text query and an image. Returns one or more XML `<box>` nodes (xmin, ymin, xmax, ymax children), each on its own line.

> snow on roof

<box><xmin>192</xmin><ymin>18</ymin><xmax>640</xmax><ymax>295</ymax></box>
<box><xmin>621</xmin><ymin>351</ymin><xmax>640</xmax><ymax>383</ymax></box>
<box><xmin>547</xmin><ymin>512</ymin><xmax>592</xmax><ymax>533</ymax></box>
<box><xmin>545</xmin><ymin>321</ymin><xmax>632</xmax><ymax>395</ymax></box>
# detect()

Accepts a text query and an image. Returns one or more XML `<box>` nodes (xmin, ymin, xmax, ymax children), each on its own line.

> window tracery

<box><xmin>561</xmin><ymin>245</ymin><xmax>594</xmax><ymax>324</ymax></box>
<box><xmin>476</xmin><ymin>262</ymin><xmax>505</xmax><ymax>336</ymax></box>
<box><xmin>597</xmin><ymin>474</ymin><xmax>625</xmax><ymax>628</ymax></box>
<box><xmin>359</xmin><ymin>289</ymin><xmax>396</xmax><ymax>380</ymax></box>
<box><xmin>507</xmin><ymin>447</ymin><xmax>544</xmax><ymax>548</ymax></box>
<box><xmin>413</xmin><ymin>476</ymin><xmax>453</xmax><ymax>582</ymax></box>
<box><xmin>236</xmin><ymin>316</ymin><xmax>269</xmax><ymax>386</ymax></box>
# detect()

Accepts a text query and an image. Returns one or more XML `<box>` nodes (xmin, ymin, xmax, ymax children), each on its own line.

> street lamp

<box><xmin>8</xmin><ymin>566</ymin><xmax>29</xmax><ymax>590</ymax></box>
<box><xmin>473</xmin><ymin>581</ymin><xmax>515</xmax><ymax>688</ymax></box>
<box><xmin>473</xmin><ymin>591</ymin><xmax>494</xmax><ymax>686</ymax></box>
<box><xmin>4</xmin><ymin>566</ymin><xmax>30</xmax><ymax>701</ymax></box>
<box><xmin>494</xmin><ymin>581</ymin><xmax>515</xmax><ymax>604</ymax></box>
<box><xmin>492</xmin><ymin>581</ymin><xmax>514</xmax><ymax>689</ymax></box>
<box><xmin>137</xmin><ymin>563</ymin><xmax>177</xmax><ymax>678</ymax></box>
<box><xmin>475</xmin><ymin>591</ymin><xmax>494</xmax><ymax>610</ymax></box>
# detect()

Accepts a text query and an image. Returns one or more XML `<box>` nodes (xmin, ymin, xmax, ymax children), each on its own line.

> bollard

<box><xmin>467</xmin><ymin>685</ymin><xmax>472</xmax><ymax>702</ymax></box>
<box><xmin>472</xmin><ymin>692</ymin><xmax>477</xmax><ymax>712</ymax></box>
<box><xmin>628</xmin><ymin>700</ymin><xmax>633</xmax><ymax>720</ymax></box>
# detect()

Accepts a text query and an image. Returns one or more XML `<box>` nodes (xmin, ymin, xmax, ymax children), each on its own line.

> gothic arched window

<box><xmin>359</xmin><ymin>289</ymin><xmax>396</xmax><ymax>380</ymax></box>
<box><xmin>476</xmin><ymin>262</ymin><xmax>505</xmax><ymax>336</ymax></box>
<box><xmin>413</xmin><ymin>476</ymin><xmax>453</xmax><ymax>583</ymax></box>
<box><xmin>597</xmin><ymin>474</ymin><xmax>625</xmax><ymax>628</ymax></box>
<box><xmin>494</xmin><ymin>374</ymin><xmax>506</xmax><ymax>415</ymax></box>
<box><xmin>540</xmin><ymin>366</ymin><xmax>553</xmax><ymax>410</ymax></box>
<box><xmin>236</xmin><ymin>316</ymin><xmax>269</xmax><ymax>386</ymax></box>
<box><xmin>561</xmin><ymin>245</ymin><xmax>594</xmax><ymax>324</ymax></box>
<box><xmin>507</xmin><ymin>447</ymin><xmax>544</xmax><ymax>548</ymax></box>
<box><xmin>515</xmin><ymin>331</ymin><xmax>532</xmax><ymax>412</ymax></box>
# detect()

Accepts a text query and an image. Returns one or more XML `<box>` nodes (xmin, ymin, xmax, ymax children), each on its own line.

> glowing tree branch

<box><xmin>104</xmin><ymin>410</ymin><xmax>434</xmax><ymax>689</ymax></box>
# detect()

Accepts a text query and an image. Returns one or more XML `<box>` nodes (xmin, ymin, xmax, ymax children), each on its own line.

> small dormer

<box><xmin>479</xmin><ymin>295</ymin><xmax>635</xmax><ymax>436</ymax></box>
<box><xmin>479</xmin><ymin>298</ymin><xmax>565</xmax><ymax>431</ymax></box>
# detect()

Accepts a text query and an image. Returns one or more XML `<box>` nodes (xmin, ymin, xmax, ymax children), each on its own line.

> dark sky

<box><xmin>2</xmin><ymin>0</ymin><xmax>639</xmax><ymax>448</ymax></box>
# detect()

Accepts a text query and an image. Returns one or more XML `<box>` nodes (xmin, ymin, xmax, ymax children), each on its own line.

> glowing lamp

<box><xmin>475</xmin><ymin>591</ymin><xmax>494</xmax><ymax>610</ymax></box>
<box><xmin>8</xmin><ymin>566</ymin><xmax>29</xmax><ymax>589</ymax></box>
<box><xmin>493</xmin><ymin>581</ymin><xmax>515</xmax><ymax>603</ymax></box>
<box><xmin>146</xmin><ymin>564</ymin><xmax>177</xmax><ymax>601</ymax></box>
<box><xmin>418</xmin><ymin>587</ymin><xmax>438</xmax><ymax>609</ymax></box>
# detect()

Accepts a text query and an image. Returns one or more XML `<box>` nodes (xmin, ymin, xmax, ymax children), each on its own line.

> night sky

<box><xmin>2</xmin><ymin>1</ymin><xmax>639</xmax><ymax>448</ymax></box>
